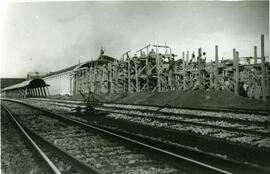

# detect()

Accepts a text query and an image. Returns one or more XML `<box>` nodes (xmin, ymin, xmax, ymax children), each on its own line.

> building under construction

<box><xmin>2</xmin><ymin>35</ymin><xmax>269</xmax><ymax>101</ymax></box>
<box><xmin>70</xmin><ymin>34</ymin><xmax>269</xmax><ymax>101</ymax></box>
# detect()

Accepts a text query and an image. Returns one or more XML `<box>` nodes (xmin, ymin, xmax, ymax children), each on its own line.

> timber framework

<box><xmin>72</xmin><ymin>34</ymin><xmax>269</xmax><ymax>101</ymax></box>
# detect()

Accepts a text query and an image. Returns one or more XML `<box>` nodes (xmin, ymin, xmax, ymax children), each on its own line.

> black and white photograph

<box><xmin>0</xmin><ymin>0</ymin><xmax>269</xmax><ymax>173</ymax></box>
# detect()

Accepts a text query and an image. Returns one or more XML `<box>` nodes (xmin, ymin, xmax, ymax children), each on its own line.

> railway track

<box><xmin>2</xmin><ymin>99</ymin><xmax>241</xmax><ymax>174</ymax></box>
<box><xmin>2</xmin><ymin>98</ymin><xmax>270</xmax><ymax>174</ymax></box>
<box><xmin>1</xmin><ymin>106</ymin><xmax>62</xmax><ymax>174</ymax></box>
<box><xmin>1</xmin><ymin>108</ymin><xmax>51</xmax><ymax>174</ymax></box>
<box><xmin>28</xmin><ymin>97</ymin><xmax>270</xmax><ymax>115</ymax></box>
<box><xmin>1</xmin><ymin>104</ymin><xmax>100</xmax><ymax>174</ymax></box>
<box><xmin>24</xmin><ymin>98</ymin><xmax>270</xmax><ymax>149</ymax></box>
<box><xmin>98</xmin><ymin>106</ymin><xmax>269</xmax><ymax>137</ymax></box>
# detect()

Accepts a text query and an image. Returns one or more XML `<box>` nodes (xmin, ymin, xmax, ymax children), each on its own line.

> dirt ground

<box><xmin>48</xmin><ymin>90</ymin><xmax>270</xmax><ymax>110</ymax></box>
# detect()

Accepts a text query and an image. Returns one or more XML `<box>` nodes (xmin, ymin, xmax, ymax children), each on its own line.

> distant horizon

<box><xmin>1</xmin><ymin>1</ymin><xmax>269</xmax><ymax>78</ymax></box>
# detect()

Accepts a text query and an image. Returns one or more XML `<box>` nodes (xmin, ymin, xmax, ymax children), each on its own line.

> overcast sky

<box><xmin>0</xmin><ymin>1</ymin><xmax>269</xmax><ymax>78</ymax></box>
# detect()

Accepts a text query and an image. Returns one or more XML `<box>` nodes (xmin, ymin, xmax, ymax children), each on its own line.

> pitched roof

<box><xmin>42</xmin><ymin>64</ymin><xmax>79</xmax><ymax>78</ymax></box>
<box><xmin>2</xmin><ymin>79</ymin><xmax>49</xmax><ymax>91</ymax></box>
<box><xmin>1</xmin><ymin>78</ymin><xmax>26</xmax><ymax>89</ymax></box>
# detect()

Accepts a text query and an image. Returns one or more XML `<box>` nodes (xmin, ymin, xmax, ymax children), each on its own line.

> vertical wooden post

<box><xmin>42</xmin><ymin>87</ymin><xmax>47</xmax><ymax>97</ymax></box>
<box><xmin>24</xmin><ymin>88</ymin><xmax>28</xmax><ymax>98</ymax></box>
<box><xmin>182</xmin><ymin>52</ymin><xmax>186</xmax><ymax>90</ymax></box>
<box><xmin>34</xmin><ymin>88</ymin><xmax>38</xmax><ymax>97</ymax></box>
<box><xmin>109</xmin><ymin>63</ymin><xmax>113</xmax><ymax>93</ymax></box>
<box><xmin>215</xmin><ymin>45</ymin><xmax>219</xmax><ymax>90</ymax></box>
<box><xmin>198</xmin><ymin>48</ymin><xmax>202</xmax><ymax>90</ymax></box>
<box><xmin>74</xmin><ymin>73</ymin><xmax>77</xmax><ymax>93</ymax></box>
<box><xmin>209</xmin><ymin>60</ymin><xmax>213</xmax><ymax>89</ymax></box>
<box><xmin>77</xmin><ymin>71</ymin><xmax>80</xmax><ymax>92</ymax></box>
<box><xmin>114</xmin><ymin>63</ymin><xmax>119</xmax><ymax>93</ymax></box>
<box><xmin>28</xmin><ymin>88</ymin><xmax>31</xmax><ymax>97</ymax></box>
<box><xmin>31</xmin><ymin>88</ymin><xmax>34</xmax><ymax>97</ymax></box>
<box><xmin>128</xmin><ymin>58</ymin><xmax>131</xmax><ymax>92</ymax></box>
<box><xmin>146</xmin><ymin>57</ymin><xmax>149</xmax><ymax>90</ymax></box>
<box><xmin>186</xmin><ymin>51</ymin><xmax>189</xmax><ymax>63</ymax></box>
<box><xmin>254</xmin><ymin>46</ymin><xmax>257</xmax><ymax>64</ymax></box>
<box><xmin>41</xmin><ymin>87</ymin><xmax>45</xmax><ymax>97</ymax></box>
<box><xmin>234</xmin><ymin>49</ymin><xmax>239</xmax><ymax>95</ymax></box>
<box><xmin>134</xmin><ymin>60</ymin><xmax>139</xmax><ymax>92</ymax></box>
<box><xmin>39</xmin><ymin>87</ymin><xmax>43</xmax><ymax>97</ymax></box>
<box><xmin>252</xmin><ymin>46</ymin><xmax>258</xmax><ymax>99</ymax></box>
<box><xmin>156</xmin><ymin>54</ymin><xmax>161</xmax><ymax>91</ymax></box>
<box><xmin>38</xmin><ymin>88</ymin><xmax>42</xmax><ymax>97</ymax></box>
<box><xmin>42</xmin><ymin>87</ymin><xmax>45</xmax><ymax>97</ymax></box>
<box><xmin>31</xmin><ymin>88</ymin><xmax>35</xmax><ymax>97</ymax></box>
<box><xmin>83</xmin><ymin>70</ymin><xmax>86</xmax><ymax>93</ymax></box>
<box><xmin>261</xmin><ymin>34</ymin><xmax>266</xmax><ymax>101</ymax></box>
<box><xmin>80</xmin><ymin>71</ymin><xmax>83</xmax><ymax>92</ymax></box>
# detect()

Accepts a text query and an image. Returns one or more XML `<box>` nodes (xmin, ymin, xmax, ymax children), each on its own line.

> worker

<box><xmin>243</xmin><ymin>83</ymin><xmax>249</xmax><ymax>97</ymax></box>
<box><xmin>238</xmin><ymin>82</ymin><xmax>246</xmax><ymax>97</ymax></box>
<box><xmin>149</xmin><ymin>49</ymin><xmax>155</xmax><ymax>55</ymax></box>
<box><xmin>201</xmin><ymin>52</ymin><xmax>207</xmax><ymax>67</ymax></box>
<box><xmin>189</xmin><ymin>52</ymin><xmax>196</xmax><ymax>64</ymax></box>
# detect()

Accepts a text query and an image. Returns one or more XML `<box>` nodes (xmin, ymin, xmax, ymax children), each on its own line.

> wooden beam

<box><xmin>31</xmin><ymin>88</ymin><xmax>35</xmax><ymax>97</ymax></box>
<box><xmin>38</xmin><ymin>87</ymin><xmax>43</xmax><ymax>97</ymax></box>
<box><xmin>186</xmin><ymin>51</ymin><xmax>189</xmax><ymax>63</ymax></box>
<box><xmin>198</xmin><ymin>48</ymin><xmax>202</xmax><ymax>90</ymax></box>
<box><xmin>43</xmin><ymin>87</ymin><xmax>47</xmax><ymax>97</ymax></box>
<box><xmin>24</xmin><ymin>88</ymin><xmax>28</xmax><ymax>98</ymax></box>
<box><xmin>254</xmin><ymin>46</ymin><xmax>257</xmax><ymax>64</ymax></box>
<box><xmin>146</xmin><ymin>57</ymin><xmax>149</xmax><ymax>90</ymax></box>
<box><xmin>136</xmin><ymin>44</ymin><xmax>151</xmax><ymax>54</ymax></box>
<box><xmin>261</xmin><ymin>34</ymin><xmax>266</xmax><ymax>101</ymax></box>
<box><xmin>134</xmin><ymin>60</ymin><xmax>139</xmax><ymax>92</ymax></box>
<box><xmin>215</xmin><ymin>45</ymin><xmax>219</xmax><ymax>90</ymax></box>
<box><xmin>234</xmin><ymin>49</ymin><xmax>239</xmax><ymax>95</ymax></box>
<box><xmin>156</xmin><ymin>54</ymin><xmax>161</xmax><ymax>91</ymax></box>
<box><xmin>34</xmin><ymin>88</ymin><xmax>39</xmax><ymax>97</ymax></box>
<box><xmin>128</xmin><ymin>58</ymin><xmax>131</xmax><ymax>92</ymax></box>
<box><xmin>38</xmin><ymin>88</ymin><xmax>42</xmax><ymax>97</ymax></box>
<box><xmin>182</xmin><ymin>52</ymin><xmax>186</xmax><ymax>90</ymax></box>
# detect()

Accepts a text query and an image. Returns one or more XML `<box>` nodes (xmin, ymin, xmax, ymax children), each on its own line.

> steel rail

<box><xmin>110</xmin><ymin>102</ymin><xmax>270</xmax><ymax>115</ymax></box>
<box><xmin>1</xmin><ymin>104</ymin><xmax>62</xmax><ymax>174</ymax></box>
<box><xmin>99</xmin><ymin>105</ymin><xmax>269</xmax><ymax>125</ymax></box>
<box><xmin>99</xmin><ymin>109</ymin><xmax>269</xmax><ymax>137</ymax></box>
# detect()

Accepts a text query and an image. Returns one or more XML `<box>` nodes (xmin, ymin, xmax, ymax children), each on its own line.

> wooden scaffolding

<box><xmin>72</xmin><ymin>34</ymin><xmax>270</xmax><ymax>101</ymax></box>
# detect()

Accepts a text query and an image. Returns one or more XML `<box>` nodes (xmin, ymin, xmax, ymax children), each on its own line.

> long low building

<box><xmin>42</xmin><ymin>65</ymin><xmax>79</xmax><ymax>96</ymax></box>
<box><xmin>1</xmin><ymin>79</ymin><xmax>49</xmax><ymax>98</ymax></box>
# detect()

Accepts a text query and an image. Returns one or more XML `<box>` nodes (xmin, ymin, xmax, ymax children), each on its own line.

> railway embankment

<box><xmin>46</xmin><ymin>90</ymin><xmax>270</xmax><ymax>111</ymax></box>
